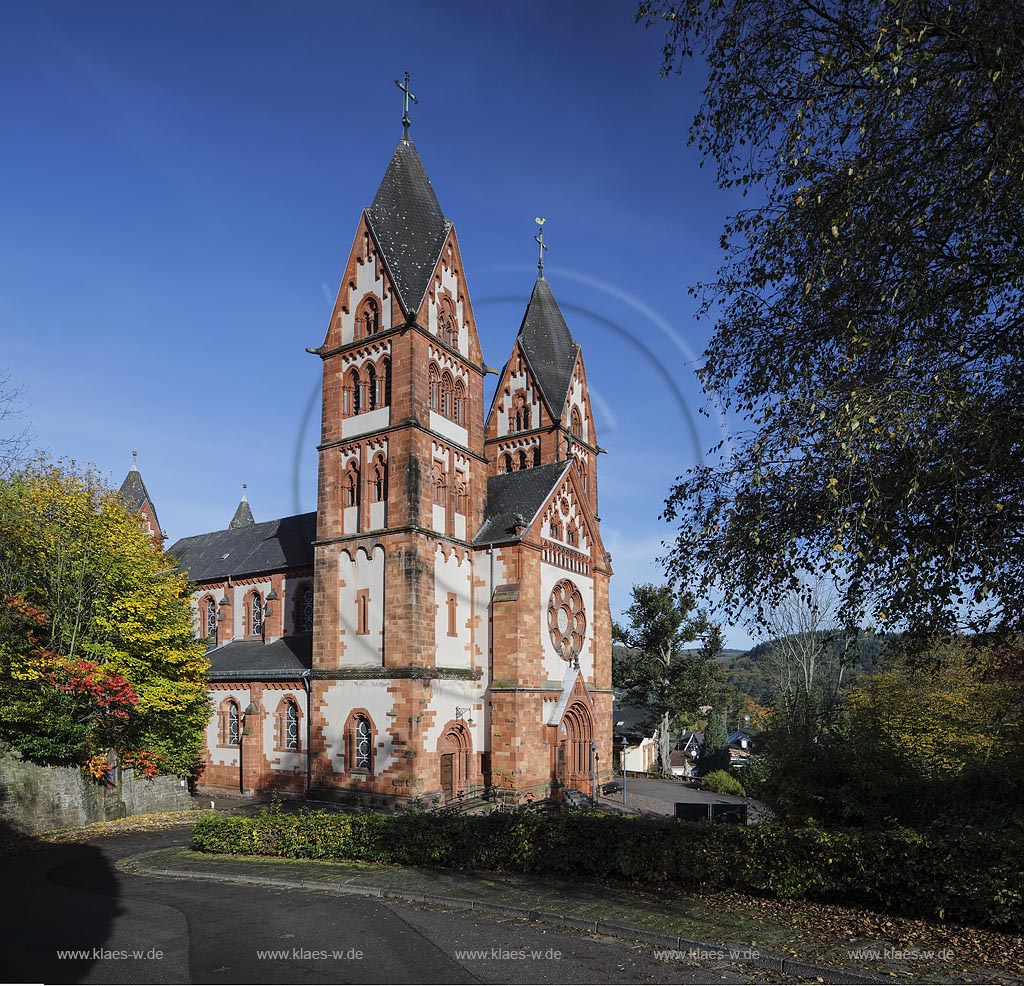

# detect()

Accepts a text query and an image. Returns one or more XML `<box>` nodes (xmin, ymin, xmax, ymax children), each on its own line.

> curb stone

<box><xmin>123</xmin><ymin>857</ymin><xmax>889</xmax><ymax>984</ymax></box>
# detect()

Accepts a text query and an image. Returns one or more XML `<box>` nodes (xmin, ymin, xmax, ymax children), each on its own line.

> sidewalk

<box><xmin>121</xmin><ymin>845</ymin><xmax>1020</xmax><ymax>985</ymax></box>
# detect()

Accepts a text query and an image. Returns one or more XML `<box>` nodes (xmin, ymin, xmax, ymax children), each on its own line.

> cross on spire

<box><xmin>534</xmin><ymin>217</ymin><xmax>548</xmax><ymax>278</ymax></box>
<box><xmin>395</xmin><ymin>70</ymin><xmax>418</xmax><ymax>137</ymax></box>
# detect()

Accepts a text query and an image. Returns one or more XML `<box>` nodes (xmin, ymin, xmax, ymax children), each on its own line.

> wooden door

<box><xmin>440</xmin><ymin>753</ymin><xmax>454</xmax><ymax>799</ymax></box>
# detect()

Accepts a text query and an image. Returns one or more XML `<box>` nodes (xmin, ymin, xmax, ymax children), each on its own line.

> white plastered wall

<box><xmin>206</xmin><ymin>686</ymin><xmax>250</xmax><ymax>767</ymax></box>
<box><xmin>434</xmin><ymin>546</ymin><xmax>473</xmax><ymax>669</ymax></box>
<box><xmin>319</xmin><ymin>680</ymin><xmax>396</xmax><ymax>776</ymax></box>
<box><xmin>539</xmin><ymin>561</ymin><xmax>596</xmax><ymax>683</ymax></box>
<box><xmin>337</xmin><ymin>546</ymin><xmax>385</xmax><ymax>666</ymax></box>
<box><xmin>262</xmin><ymin>688</ymin><xmax>308</xmax><ymax>773</ymax></box>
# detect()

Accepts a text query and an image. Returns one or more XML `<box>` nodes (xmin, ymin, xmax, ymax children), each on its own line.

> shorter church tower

<box><xmin>118</xmin><ymin>451</ymin><xmax>163</xmax><ymax>546</ymax></box>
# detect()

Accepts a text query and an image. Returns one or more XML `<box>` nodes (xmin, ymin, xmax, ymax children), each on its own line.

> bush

<box><xmin>702</xmin><ymin>770</ymin><xmax>746</xmax><ymax>796</ymax></box>
<box><xmin>192</xmin><ymin>807</ymin><xmax>1024</xmax><ymax>929</ymax></box>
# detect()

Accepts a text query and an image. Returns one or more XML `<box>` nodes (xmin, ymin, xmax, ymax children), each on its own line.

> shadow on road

<box><xmin>0</xmin><ymin>816</ymin><xmax>121</xmax><ymax>984</ymax></box>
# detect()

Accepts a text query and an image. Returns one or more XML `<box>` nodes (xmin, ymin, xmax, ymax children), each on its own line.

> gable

<box><xmin>485</xmin><ymin>341</ymin><xmax>550</xmax><ymax>440</ymax></box>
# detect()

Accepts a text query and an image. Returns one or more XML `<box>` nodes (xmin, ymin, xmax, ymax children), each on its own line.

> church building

<box><xmin>142</xmin><ymin>101</ymin><xmax>613</xmax><ymax>805</ymax></box>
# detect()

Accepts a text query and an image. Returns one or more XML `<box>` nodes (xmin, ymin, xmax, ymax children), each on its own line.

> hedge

<box><xmin>192</xmin><ymin>809</ymin><xmax>1024</xmax><ymax>929</ymax></box>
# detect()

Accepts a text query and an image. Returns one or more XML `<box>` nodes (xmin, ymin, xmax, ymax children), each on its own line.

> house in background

<box><xmin>728</xmin><ymin>729</ymin><xmax>755</xmax><ymax>768</ymax></box>
<box><xmin>613</xmin><ymin>704</ymin><xmax>658</xmax><ymax>773</ymax></box>
<box><xmin>669</xmin><ymin>730</ymin><xmax>703</xmax><ymax>778</ymax></box>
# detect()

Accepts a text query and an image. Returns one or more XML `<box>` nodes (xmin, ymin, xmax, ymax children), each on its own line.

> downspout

<box><xmin>301</xmin><ymin>669</ymin><xmax>312</xmax><ymax>796</ymax></box>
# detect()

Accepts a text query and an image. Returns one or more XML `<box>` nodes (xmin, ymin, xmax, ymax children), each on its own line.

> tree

<box><xmin>699</xmin><ymin>705</ymin><xmax>731</xmax><ymax>774</ymax></box>
<box><xmin>0</xmin><ymin>368</ymin><xmax>28</xmax><ymax>477</ymax></box>
<box><xmin>614</xmin><ymin>583</ymin><xmax>724</xmax><ymax>771</ymax></box>
<box><xmin>640</xmin><ymin>0</ymin><xmax>1024</xmax><ymax>641</ymax></box>
<box><xmin>0</xmin><ymin>457</ymin><xmax>209</xmax><ymax>775</ymax></box>
<box><xmin>760</xmin><ymin>583</ymin><xmax>858</xmax><ymax>743</ymax></box>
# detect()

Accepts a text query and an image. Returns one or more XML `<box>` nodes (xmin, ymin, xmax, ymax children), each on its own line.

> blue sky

<box><xmin>0</xmin><ymin>1</ymin><xmax>753</xmax><ymax>647</ymax></box>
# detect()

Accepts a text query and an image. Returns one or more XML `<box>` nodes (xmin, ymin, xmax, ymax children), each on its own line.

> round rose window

<box><xmin>547</xmin><ymin>579</ymin><xmax>586</xmax><ymax>661</ymax></box>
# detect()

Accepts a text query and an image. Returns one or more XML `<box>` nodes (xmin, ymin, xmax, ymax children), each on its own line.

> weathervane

<box><xmin>534</xmin><ymin>217</ymin><xmax>548</xmax><ymax>277</ymax></box>
<box><xmin>395</xmin><ymin>70</ymin><xmax>418</xmax><ymax>137</ymax></box>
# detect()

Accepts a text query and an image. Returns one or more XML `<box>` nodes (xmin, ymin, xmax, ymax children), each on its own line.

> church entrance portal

<box><xmin>438</xmin><ymin>722</ymin><xmax>472</xmax><ymax>801</ymax></box>
<box><xmin>559</xmin><ymin>701</ymin><xmax>594</xmax><ymax>798</ymax></box>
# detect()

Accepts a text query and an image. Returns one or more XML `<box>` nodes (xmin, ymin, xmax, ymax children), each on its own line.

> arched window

<box><xmin>284</xmin><ymin>699</ymin><xmax>299</xmax><ymax>751</ymax></box>
<box><xmin>454</xmin><ymin>379</ymin><xmax>466</xmax><ymax>426</ymax></box>
<box><xmin>439</xmin><ymin>296</ymin><xmax>458</xmax><ymax>348</ymax></box>
<box><xmin>367</xmin><ymin>364</ymin><xmax>378</xmax><ymax>411</ymax></box>
<box><xmin>298</xmin><ymin>586</ymin><xmax>314</xmax><ymax>634</ymax></box>
<box><xmin>346</xmin><ymin>712</ymin><xmax>374</xmax><ymax>774</ymax></box>
<box><xmin>533</xmin><ymin>445</ymin><xmax>541</xmax><ymax>468</ymax></box>
<box><xmin>432</xmin><ymin>461</ymin><xmax>447</xmax><ymax>506</ymax></box>
<box><xmin>363</xmin><ymin>297</ymin><xmax>379</xmax><ymax>337</ymax></box>
<box><xmin>249</xmin><ymin>591</ymin><xmax>263</xmax><ymax>637</ymax></box>
<box><xmin>370</xmin><ymin>456</ymin><xmax>387</xmax><ymax>502</ymax></box>
<box><xmin>205</xmin><ymin>596</ymin><xmax>218</xmax><ymax>641</ymax></box>
<box><xmin>501</xmin><ymin>453</ymin><xmax>513</xmax><ymax>474</ymax></box>
<box><xmin>571</xmin><ymin>406</ymin><xmax>582</xmax><ymax>437</ymax></box>
<box><xmin>517</xmin><ymin>450</ymin><xmax>528</xmax><ymax>471</ymax></box>
<box><xmin>429</xmin><ymin>364</ymin><xmax>440</xmax><ymax>412</ymax></box>
<box><xmin>380</xmin><ymin>357</ymin><xmax>391</xmax><ymax>407</ymax></box>
<box><xmin>550</xmin><ymin>519</ymin><xmax>561</xmax><ymax>539</ymax></box>
<box><xmin>345</xmin><ymin>463</ymin><xmax>360</xmax><ymax>508</ymax></box>
<box><xmin>510</xmin><ymin>392</ymin><xmax>530</xmax><ymax>432</ymax></box>
<box><xmin>348</xmin><ymin>368</ymin><xmax>362</xmax><ymax>416</ymax></box>
<box><xmin>440</xmin><ymin>371</ymin><xmax>454</xmax><ymax>419</ymax></box>
<box><xmin>227</xmin><ymin>700</ymin><xmax>240</xmax><ymax>746</ymax></box>
<box><xmin>567</xmin><ymin>523</ymin><xmax>578</xmax><ymax>547</ymax></box>
<box><xmin>453</xmin><ymin>472</ymin><xmax>467</xmax><ymax>514</ymax></box>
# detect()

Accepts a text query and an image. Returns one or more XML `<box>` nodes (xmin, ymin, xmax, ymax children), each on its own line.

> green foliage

<box><xmin>701</xmin><ymin>769</ymin><xmax>746</xmax><ymax>796</ymax></box>
<box><xmin>192</xmin><ymin>808</ymin><xmax>1024</xmax><ymax>929</ymax></box>
<box><xmin>699</xmin><ymin>707</ymin><xmax>731</xmax><ymax>774</ymax></box>
<box><xmin>0</xmin><ymin>457</ymin><xmax>209</xmax><ymax>774</ymax></box>
<box><xmin>614</xmin><ymin>584</ymin><xmax>724</xmax><ymax>768</ymax></box>
<box><xmin>640</xmin><ymin>0</ymin><xmax>1024</xmax><ymax>640</ymax></box>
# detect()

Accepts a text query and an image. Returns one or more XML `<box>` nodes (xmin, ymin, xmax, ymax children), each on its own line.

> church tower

<box><xmin>308</xmin><ymin>91</ymin><xmax>491</xmax><ymax>800</ymax></box>
<box><xmin>119</xmin><ymin>452</ymin><xmax>163</xmax><ymax>546</ymax></box>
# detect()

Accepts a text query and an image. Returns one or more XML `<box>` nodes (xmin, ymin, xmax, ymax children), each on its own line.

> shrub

<box><xmin>702</xmin><ymin>769</ymin><xmax>746</xmax><ymax>796</ymax></box>
<box><xmin>191</xmin><ymin>808</ymin><xmax>1024</xmax><ymax>929</ymax></box>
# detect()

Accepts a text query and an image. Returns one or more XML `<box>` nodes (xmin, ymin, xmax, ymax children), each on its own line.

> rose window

<box><xmin>547</xmin><ymin>579</ymin><xmax>586</xmax><ymax>661</ymax></box>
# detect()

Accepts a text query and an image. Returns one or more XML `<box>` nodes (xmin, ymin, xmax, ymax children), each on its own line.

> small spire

<box><xmin>130</xmin><ymin>449</ymin><xmax>139</xmax><ymax>472</ymax></box>
<box><xmin>534</xmin><ymin>217</ymin><xmax>548</xmax><ymax>278</ymax></box>
<box><xmin>229</xmin><ymin>484</ymin><xmax>255</xmax><ymax>530</ymax></box>
<box><xmin>395</xmin><ymin>70</ymin><xmax>418</xmax><ymax>139</ymax></box>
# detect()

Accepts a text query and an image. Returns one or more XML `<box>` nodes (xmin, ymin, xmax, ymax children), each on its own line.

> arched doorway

<box><xmin>438</xmin><ymin>722</ymin><xmax>472</xmax><ymax>801</ymax></box>
<box><xmin>558</xmin><ymin>701</ymin><xmax>594</xmax><ymax>797</ymax></box>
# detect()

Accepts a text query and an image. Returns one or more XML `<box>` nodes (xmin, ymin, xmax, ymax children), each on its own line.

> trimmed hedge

<box><xmin>701</xmin><ymin>770</ymin><xmax>746</xmax><ymax>796</ymax></box>
<box><xmin>192</xmin><ymin>809</ymin><xmax>1024</xmax><ymax>929</ymax></box>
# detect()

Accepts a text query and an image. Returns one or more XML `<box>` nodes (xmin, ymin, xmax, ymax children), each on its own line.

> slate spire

<box><xmin>516</xmin><ymin>277</ymin><xmax>580</xmax><ymax>420</ymax></box>
<box><xmin>229</xmin><ymin>484</ymin><xmax>255</xmax><ymax>530</ymax></box>
<box><xmin>118</xmin><ymin>450</ymin><xmax>161</xmax><ymax>534</ymax></box>
<box><xmin>365</xmin><ymin>135</ymin><xmax>451</xmax><ymax>317</ymax></box>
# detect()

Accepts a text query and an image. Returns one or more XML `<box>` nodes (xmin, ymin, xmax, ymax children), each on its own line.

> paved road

<box><xmin>0</xmin><ymin>826</ymin><xmax>785</xmax><ymax>984</ymax></box>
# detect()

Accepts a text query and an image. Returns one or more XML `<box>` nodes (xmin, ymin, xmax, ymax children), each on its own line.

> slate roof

<box><xmin>473</xmin><ymin>460</ymin><xmax>570</xmax><ymax>545</ymax></box>
<box><xmin>169</xmin><ymin>512</ymin><xmax>316</xmax><ymax>583</ymax></box>
<box><xmin>206</xmin><ymin>635</ymin><xmax>312</xmax><ymax>681</ymax></box>
<box><xmin>119</xmin><ymin>466</ymin><xmax>160</xmax><ymax>532</ymax></box>
<box><xmin>229</xmin><ymin>496</ymin><xmax>255</xmax><ymax>530</ymax></box>
<box><xmin>614</xmin><ymin>703</ymin><xmax>658</xmax><ymax>741</ymax></box>
<box><xmin>517</xmin><ymin>277</ymin><xmax>580</xmax><ymax>419</ymax></box>
<box><xmin>366</xmin><ymin>136</ymin><xmax>451</xmax><ymax>317</ymax></box>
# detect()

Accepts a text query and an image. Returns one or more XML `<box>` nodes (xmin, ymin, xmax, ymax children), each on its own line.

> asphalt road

<box><xmin>0</xmin><ymin>825</ymin><xmax>791</xmax><ymax>985</ymax></box>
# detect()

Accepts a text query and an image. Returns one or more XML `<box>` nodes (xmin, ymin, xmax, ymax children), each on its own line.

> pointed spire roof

<box><xmin>517</xmin><ymin>277</ymin><xmax>581</xmax><ymax>419</ymax></box>
<box><xmin>365</xmin><ymin>136</ymin><xmax>451</xmax><ymax>317</ymax></box>
<box><xmin>229</xmin><ymin>485</ymin><xmax>255</xmax><ymax>530</ymax></box>
<box><xmin>118</xmin><ymin>452</ymin><xmax>161</xmax><ymax>532</ymax></box>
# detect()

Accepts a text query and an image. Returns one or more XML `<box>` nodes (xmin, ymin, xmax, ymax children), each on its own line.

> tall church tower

<box><xmin>306</xmin><ymin>90</ymin><xmax>611</xmax><ymax>806</ymax></box>
<box><xmin>309</xmin><ymin>109</ymin><xmax>491</xmax><ymax>800</ymax></box>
